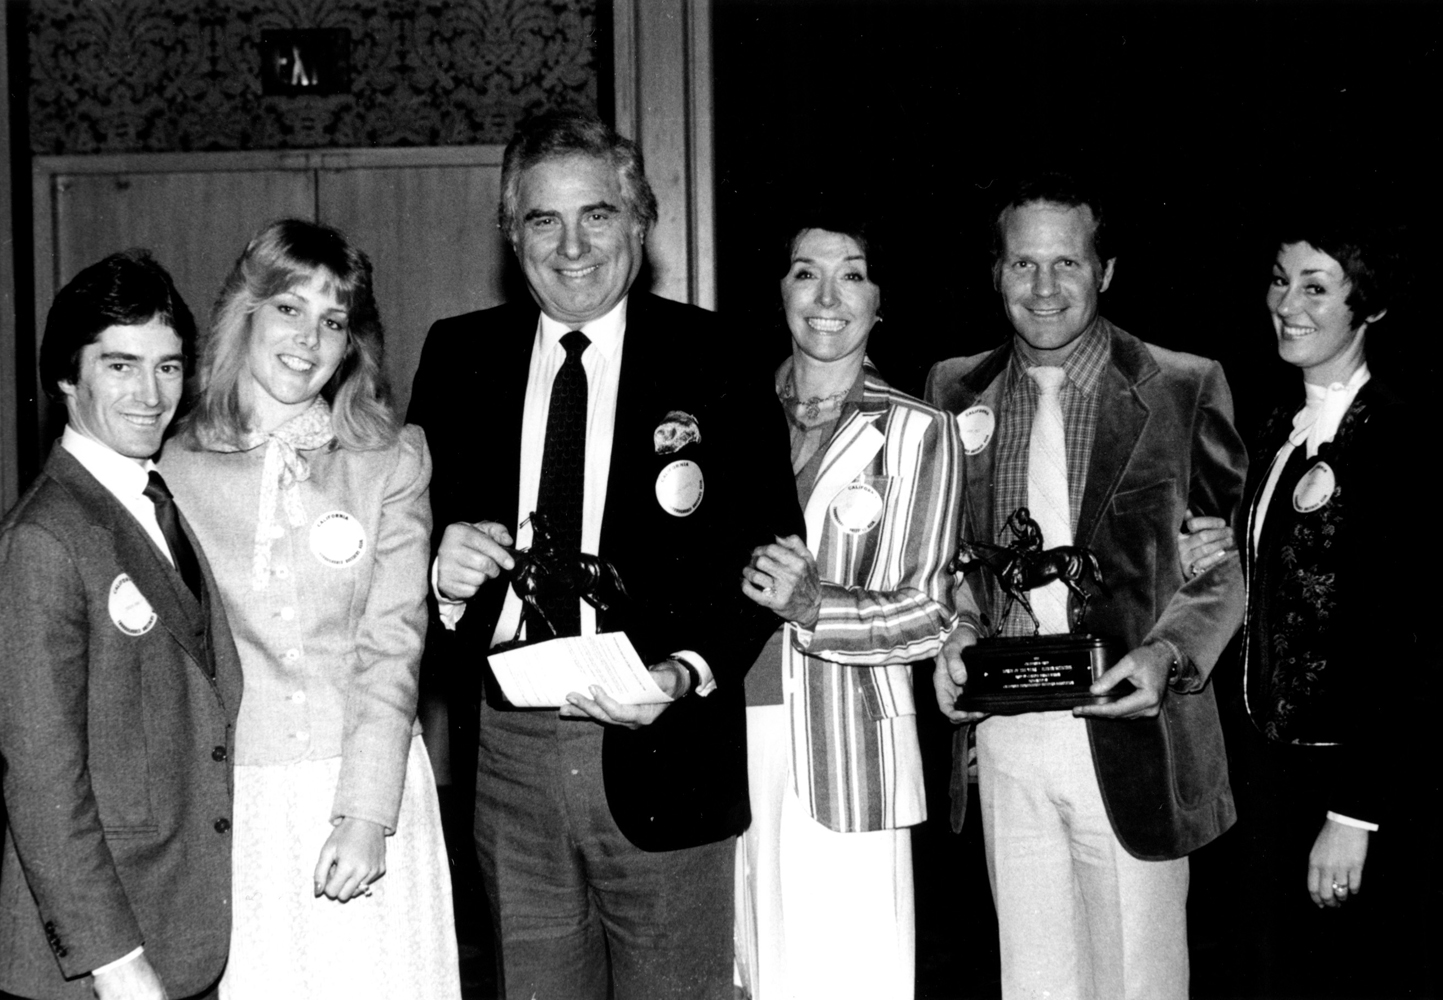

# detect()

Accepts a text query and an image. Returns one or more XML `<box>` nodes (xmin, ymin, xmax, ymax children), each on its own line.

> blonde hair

<box><xmin>181</xmin><ymin>219</ymin><xmax>397</xmax><ymax>450</ymax></box>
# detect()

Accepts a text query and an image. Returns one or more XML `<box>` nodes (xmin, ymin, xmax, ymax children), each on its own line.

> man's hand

<box><xmin>313</xmin><ymin>817</ymin><xmax>387</xmax><ymax>902</ymax></box>
<box><xmin>91</xmin><ymin>954</ymin><xmax>166</xmax><ymax>1000</ymax></box>
<box><xmin>560</xmin><ymin>660</ymin><xmax>684</xmax><ymax>728</ymax></box>
<box><xmin>437</xmin><ymin>521</ymin><xmax>514</xmax><ymax>601</ymax></box>
<box><xmin>933</xmin><ymin>628</ymin><xmax>988</xmax><ymax>723</ymax></box>
<box><xmin>1177</xmin><ymin>508</ymin><xmax>1236</xmax><ymax>580</ymax></box>
<box><xmin>1308</xmin><ymin>819</ymin><xmax>1369</xmax><ymax>908</ymax></box>
<box><xmin>1074</xmin><ymin>641</ymin><xmax>1173</xmax><ymax>719</ymax></box>
<box><xmin>742</xmin><ymin>535</ymin><xmax>822</xmax><ymax>629</ymax></box>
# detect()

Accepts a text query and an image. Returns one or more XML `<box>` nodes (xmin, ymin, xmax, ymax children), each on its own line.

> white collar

<box><xmin>61</xmin><ymin>424</ymin><xmax>156</xmax><ymax>499</ymax></box>
<box><xmin>538</xmin><ymin>296</ymin><xmax>628</xmax><ymax>362</ymax></box>
<box><xmin>1290</xmin><ymin>363</ymin><xmax>1371</xmax><ymax>457</ymax></box>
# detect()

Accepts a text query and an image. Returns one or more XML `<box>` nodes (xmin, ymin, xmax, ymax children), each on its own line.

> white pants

<box><xmin>735</xmin><ymin>705</ymin><xmax>914</xmax><ymax>1000</ymax></box>
<box><xmin>977</xmin><ymin>711</ymin><xmax>1189</xmax><ymax>1000</ymax></box>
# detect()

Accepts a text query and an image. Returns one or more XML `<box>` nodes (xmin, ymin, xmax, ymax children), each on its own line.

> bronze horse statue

<box><xmin>507</xmin><ymin>511</ymin><xmax>630</xmax><ymax>642</ymax></box>
<box><xmin>951</xmin><ymin>507</ymin><xmax>1104</xmax><ymax>635</ymax></box>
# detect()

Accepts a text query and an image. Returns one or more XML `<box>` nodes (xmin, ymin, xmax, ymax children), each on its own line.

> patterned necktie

<box><xmin>533</xmin><ymin>330</ymin><xmax>590</xmax><ymax>639</ymax></box>
<box><xmin>143</xmin><ymin>470</ymin><xmax>203</xmax><ymax>601</ymax></box>
<box><xmin>1026</xmin><ymin>365</ymin><xmax>1071</xmax><ymax>634</ymax></box>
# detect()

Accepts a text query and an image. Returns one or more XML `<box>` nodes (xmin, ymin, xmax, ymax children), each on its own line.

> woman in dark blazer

<box><xmin>1234</xmin><ymin>220</ymin><xmax>1435</xmax><ymax>999</ymax></box>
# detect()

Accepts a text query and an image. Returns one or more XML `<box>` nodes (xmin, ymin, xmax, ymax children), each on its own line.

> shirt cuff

<box><xmin>92</xmin><ymin>946</ymin><xmax>144</xmax><ymax>977</ymax></box>
<box><xmin>1327</xmin><ymin>811</ymin><xmax>1380</xmax><ymax>832</ymax></box>
<box><xmin>669</xmin><ymin>650</ymin><xmax>716</xmax><ymax>697</ymax></box>
<box><xmin>431</xmin><ymin>557</ymin><xmax>467</xmax><ymax>631</ymax></box>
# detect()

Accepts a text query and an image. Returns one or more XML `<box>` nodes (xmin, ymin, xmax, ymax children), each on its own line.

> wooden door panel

<box><xmin>318</xmin><ymin>163</ymin><xmax>508</xmax><ymax>419</ymax></box>
<box><xmin>51</xmin><ymin>169</ymin><xmax>316</xmax><ymax>328</ymax></box>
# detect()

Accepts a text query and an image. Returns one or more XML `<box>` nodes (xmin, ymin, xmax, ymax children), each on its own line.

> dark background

<box><xmin>710</xmin><ymin>4</ymin><xmax>1440</xmax><ymax>997</ymax></box>
<box><xmin>714</xmin><ymin>0</ymin><xmax>1440</xmax><ymax>437</ymax></box>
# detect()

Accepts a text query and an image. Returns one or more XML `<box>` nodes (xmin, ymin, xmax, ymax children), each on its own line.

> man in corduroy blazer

<box><xmin>407</xmin><ymin>112</ymin><xmax>798</xmax><ymax>999</ymax></box>
<box><xmin>0</xmin><ymin>252</ymin><xmax>242</xmax><ymax>1000</ymax></box>
<box><xmin>926</xmin><ymin>175</ymin><xmax>1247</xmax><ymax>1000</ymax></box>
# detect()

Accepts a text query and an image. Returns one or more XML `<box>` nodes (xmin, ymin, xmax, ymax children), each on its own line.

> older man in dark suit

<box><xmin>926</xmin><ymin>174</ymin><xmax>1248</xmax><ymax>999</ymax></box>
<box><xmin>0</xmin><ymin>252</ymin><xmax>242</xmax><ymax>1000</ymax></box>
<box><xmin>407</xmin><ymin>111</ymin><xmax>798</xmax><ymax>999</ymax></box>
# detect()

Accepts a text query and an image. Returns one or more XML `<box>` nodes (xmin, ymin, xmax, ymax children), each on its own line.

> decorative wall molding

<box><xmin>28</xmin><ymin>0</ymin><xmax>599</xmax><ymax>155</ymax></box>
<box><xmin>613</xmin><ymin>0</ymin><xmax>714</xmax><ymax>310</ymax></box>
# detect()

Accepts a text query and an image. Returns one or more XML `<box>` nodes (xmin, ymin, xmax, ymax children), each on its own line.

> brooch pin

<box><xmin>653</xmin><ymin>411</ymin><xmax>701</xmax><ymax>455</ymax></box>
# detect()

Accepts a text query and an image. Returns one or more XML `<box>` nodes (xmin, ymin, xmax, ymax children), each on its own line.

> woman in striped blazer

<box><xmin>734</xmin><ymin>217</ymin><xmax>967</xmax><ymax>999</ymax></box>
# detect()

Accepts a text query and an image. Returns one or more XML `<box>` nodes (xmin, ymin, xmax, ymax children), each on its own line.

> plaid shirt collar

<box><xmin>1003</xmin><ymin>318</ymin><xmax>1110</xmax><ymax>400</ymax></box>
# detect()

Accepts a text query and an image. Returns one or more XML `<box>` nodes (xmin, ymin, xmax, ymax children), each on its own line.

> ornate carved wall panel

<box><xmin>28</xmin><ymin>0</ymin><xmax>598</xmax><ymax>155</ymax></box>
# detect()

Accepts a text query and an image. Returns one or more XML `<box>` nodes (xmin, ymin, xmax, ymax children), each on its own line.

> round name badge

<box><xmin>310</xmin><ymin>510</ymin><xmax>367</xmax><ymax>567</ymax></box>
<box><xmin>1293</xmin><ymin>461</ymin><xmax>1337</xmax><ymax>513</ymax></box>
<box><xmin>109</xmin><ymin>574</ymin><xmax>157</xmax><ymax>636</ymax></box>
<box><xmin>830</xmin><ymin>482</ymin><xmax>885</xmax><ymax>533</ymax></box>
<box><xmin>655</xmin><ymin>460</ymin><xmax>705</xmax><ymax>517</ymax></box>
<box><xmin>958</xmin><ymin>405</ymin><xmax>995</xmax><ymax>456</ymax></box>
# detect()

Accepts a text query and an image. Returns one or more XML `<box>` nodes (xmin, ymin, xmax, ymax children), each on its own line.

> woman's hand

<box><xmin>1177</xmin><ymin>507</ymin><xmax>1236</xmax><ymax>580</ymax></box>
<box><xmin>1307</xmin><ymin>818</ymin><xmax>1369</xmax><ymax>908</ymax></box>
<box><xmin>741</xmin><ymin>535</ymin><xmax>822</xmax><ymax>628</ymax></box>
<box><xmin>314</xmin><ymin>816</ymin><xmax>387</xmax><ymax>902</ymax></box>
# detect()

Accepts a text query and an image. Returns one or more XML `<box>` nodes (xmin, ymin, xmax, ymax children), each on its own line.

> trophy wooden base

<box><xmin>956</xmin><ymin>634</ymin><xmax>1130</xmax><ymax>714</ymax></box>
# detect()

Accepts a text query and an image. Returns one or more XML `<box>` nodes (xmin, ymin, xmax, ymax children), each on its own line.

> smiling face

<box><xmin>1267</xmin><ymin>242</ymin><xmax>1380</xmax><ymax>386</ymax></box>
<box><xmin>61</xmin><ymin>317</ymin><xmax>184</xmax><ymax>463</ymax></box>
<box><xmin>513</xmin><ymin>153</ymin><xmax>645</xmax><ymax>327</ymax></box>
<box><xmin>241</xmin><ymin>271</ymin><xmax>349</xmax><ymax>432</ymax></box>
<box><xmin>781</xmin><ymin>229</ymin><xmax>880</xmax><ymax>371</ymax></box>
<box><xmin>996</xmin><ymin>201</ymin><xmax>1115</xmax><ymax>365</ymax></box>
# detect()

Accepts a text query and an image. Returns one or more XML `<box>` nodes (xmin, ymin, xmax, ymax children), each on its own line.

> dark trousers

<box><xmin>473</xmin><ymin>701</ymin><xmax>734</xmax><ymax>1000</ymax></box>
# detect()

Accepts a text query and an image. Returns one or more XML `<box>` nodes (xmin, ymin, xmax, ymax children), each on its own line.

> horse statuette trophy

<box><xmin>952</xmin><ymin>507</ymin><xmax>1127</xmax><ymax>713</ymax></box>
<box><xmin>482</xmin><ymin>511</ymin><xmax>632</xmax><ymax>708</ymax></box>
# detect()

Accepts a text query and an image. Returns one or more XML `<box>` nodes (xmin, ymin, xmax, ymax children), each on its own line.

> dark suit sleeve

<box><xmin>407</xmin><ymin>317</ymin><xmax>461</xmax><ymax>551</ymax></box>
<box><xmin>680</xmin><ymin>365</ymin><xmax>804</xmax><ymax>685</ymax></box>
<box><xmin>1145</xmin><ymin>358</ymin><xmax>1249</xmax><ymax>688</ymax></box>
<box><xmin>0</xmin><ymin>523</ymin><xmax>144</xmax><ymax>976</ymax></box>
<box><xmin>1331</xmin><ymin>396</ymin><xmax>1425</xmax><ymax>826</ymax></box>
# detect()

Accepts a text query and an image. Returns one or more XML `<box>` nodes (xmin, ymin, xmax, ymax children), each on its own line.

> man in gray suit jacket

<box><xmin>927</xmin><ymin>175</ymin><xmax>1247</xmax><ymax>999</ymax></box>
<box><xmin>0</xmin><ymin>252</ymin><xmax>243</xmax><ymax>1000</ymax></box>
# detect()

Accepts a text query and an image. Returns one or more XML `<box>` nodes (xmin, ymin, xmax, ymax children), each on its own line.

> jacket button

<box><xmin>214</xmin><ymin>818</ymin><xmax>231</xmax><ymax>833</ymax></box>
<box><xmin>212</xmin><ymin>746</ymin><xmax>228</xmax><ymax>762</ymax></box>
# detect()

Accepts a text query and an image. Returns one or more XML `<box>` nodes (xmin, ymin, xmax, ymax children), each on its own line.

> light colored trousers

<box><xmin>735</xmin><ymin>704</ymin><xmax>914</xmax><ymax>1000</ymax></box>
<box><xmin>977</xmin><ymin>710</ymin><xmax>1190</xmax><ymax>1000</ymax></box>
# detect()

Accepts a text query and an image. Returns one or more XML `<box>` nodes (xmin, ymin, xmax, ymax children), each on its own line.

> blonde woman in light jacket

<box><xmin>737</xmin><ymin>219</ymin><xmax>966</xmax><ymax>1000</ymax></box>
<box><xmin>162</xmin><ymin>220</ymin><xmax>459</xmax><ymax>999</ymax></box>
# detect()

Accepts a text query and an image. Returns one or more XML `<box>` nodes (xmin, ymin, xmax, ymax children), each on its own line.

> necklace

<box><xmin>779</xmin><ymin>370</ymin><xmax>849</xmax><ymax>427</ymax></box>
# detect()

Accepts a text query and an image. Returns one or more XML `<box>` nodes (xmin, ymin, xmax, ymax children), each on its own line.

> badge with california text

<box><xmin>109</xmin><ymin>574</ymin><xmax>157</xmax><ymax>636</ymax></box>
<box><xmin>655</xmin><ymin>460</ymin><xmax>704</xmax><ymax>517</ymax></box>
<box><xmin>958</xmin><ymin>405</ymin><xmax>995</xmax><ymax>456</ymax></box>
<box><xmin>310</xmin><ymin>510</ymin><xmax>367</xmax><ymax>567</ymax></box>
<box><xmin>829</xmin><ymin>482</ymin><xmax>885</xmax><ymax>533</ymax></box>
<box><xmin>1293</xmin><ymin>461</ymin><xmax>1337</xmax><ymax>513</ymax></box>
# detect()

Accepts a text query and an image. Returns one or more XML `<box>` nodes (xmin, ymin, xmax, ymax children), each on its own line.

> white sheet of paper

<box><xmin>486</xmin><ymin>633</ymin><xmax>672</xmax><ymax>708</ymax></box>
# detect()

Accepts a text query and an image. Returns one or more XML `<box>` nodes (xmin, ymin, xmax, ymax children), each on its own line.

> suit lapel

<box><xmin>1076</xmin><ymin>328</ymin><xmax>1155</xmax><ymax>549</ymax></box>
<box><xmin>48</xmin><ymin>448</ymin><xmax>210</xmax><ymax>674</ymax></box>
<box><xmin>803</xmin><ymin>407</ymin><xmax>885</xmax><ymax>554</ymax></box>
<box><xmin>490</xmin><ymin>303</ymin><xmax>541</xmax><ymax>530</ymax></box>
<box><xmin>958</xmin><ymin>346</ymin><xmax>1010</xmax><ymax>548</ymax></box>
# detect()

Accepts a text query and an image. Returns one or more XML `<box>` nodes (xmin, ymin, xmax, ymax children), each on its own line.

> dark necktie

<box><xmin>143</xmin><ymin>470</ymin><xmax>203</xmax><ymax>601</ymax></box>
<box><xmin>533</xmin><ymin>330</ymin><xmax>590</xmax><ymax>638</ymax></box>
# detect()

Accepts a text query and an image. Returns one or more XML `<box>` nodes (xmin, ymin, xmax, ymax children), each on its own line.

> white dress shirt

<box><xmin>61</xmin><ymin>425</ymin><xmax>174</xmax><ymax>568</ymax></box>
